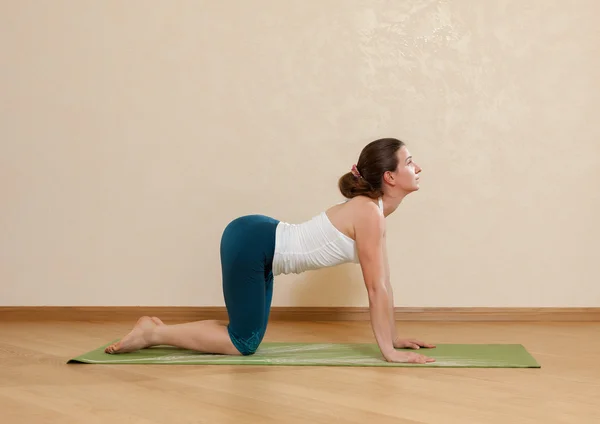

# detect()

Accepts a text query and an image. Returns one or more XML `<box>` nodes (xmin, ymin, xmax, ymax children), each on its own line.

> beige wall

<box><xmin>2</xmin><ymin>1</ymin><xmax>599</xmax><ymax>307</ymax></box>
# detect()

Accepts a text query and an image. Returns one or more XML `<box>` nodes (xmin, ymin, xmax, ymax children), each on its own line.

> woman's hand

<box><xmin>393</xmin><ymin>337</ymin><xmax>436</xmax><ymax>350</ymax></box>
<box><xmin>384</xmin><ymin>349</ymin><xmax>435</xmax><ymax>364</ymax></box>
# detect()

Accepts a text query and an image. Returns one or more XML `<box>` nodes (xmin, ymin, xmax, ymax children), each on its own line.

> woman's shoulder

<box><xmin>339</xmin><ymin>196</ymin><xmax>385</xmax><ymax>229</ymax></box>
<box><xmin>351</xmin><ymin>197</ymin><xmax>384</xmax><ymax>225</ymax></box>
<box><xmin>324</xmin><ymin>195</ymin><xmax>383</xmax><ymax>241</ymax></box>
<box><xmin>350</xmin><ymin>197</ymin><xmax>386</xmax><ymax>248</ymax></box>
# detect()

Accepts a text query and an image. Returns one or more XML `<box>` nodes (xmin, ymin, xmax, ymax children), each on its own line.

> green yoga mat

<box><xmin>67</xmin><ymin>342</ymin><xmax>540</xmax><ymax>368</ymax></box>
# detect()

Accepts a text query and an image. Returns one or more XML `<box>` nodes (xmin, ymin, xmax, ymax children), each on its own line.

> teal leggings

<box><xmin>219</xmin><ymin>214</ymin><xmax>279</xmax><ymax>355</ymax></box>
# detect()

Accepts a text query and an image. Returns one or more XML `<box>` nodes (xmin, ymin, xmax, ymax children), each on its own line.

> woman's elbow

<box><xmin>366</xmin><ymin>281</ymin><xmax>388</xmax><ymax>300</ymax></box>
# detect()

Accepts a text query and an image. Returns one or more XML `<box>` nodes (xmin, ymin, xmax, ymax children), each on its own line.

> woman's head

<box><xmin>338</xmin><ymin>138</ymin><xmax>422</xmax><ymax>199</ymax></box>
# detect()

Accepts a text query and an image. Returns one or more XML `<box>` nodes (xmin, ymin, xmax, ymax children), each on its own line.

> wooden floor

<box><xmin>1</xmin><ymin>320</ymin><xmax>599</xmax><ymax>423</ymax></box>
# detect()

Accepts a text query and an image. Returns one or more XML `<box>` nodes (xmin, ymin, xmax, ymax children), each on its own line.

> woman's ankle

<box><xmin>148</xmin><ymin>324</ymin><xmax>165</xmax><ymax>346</ymax></box>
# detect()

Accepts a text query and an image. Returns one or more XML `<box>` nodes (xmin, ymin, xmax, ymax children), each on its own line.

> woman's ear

<box><xmin>383</xmin><ymin>170</ymin><xmax>396</xmax><ymax>186</ymax></box>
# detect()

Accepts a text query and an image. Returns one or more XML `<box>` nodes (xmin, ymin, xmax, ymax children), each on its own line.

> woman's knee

<box><xmin>228</xmin><ymin>326</ymin><xmax>264</xmax><ymax>356</ymax></box>
<box><xmin>235</xmin><ymin>335</ymin><xmax>262</xmax><ymax>356</ymax></box>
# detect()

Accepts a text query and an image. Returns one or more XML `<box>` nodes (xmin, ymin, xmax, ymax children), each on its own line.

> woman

<box><xmin>105</xmin><ymin>138</ymin><xmax>436</xmax><ymax>364</ymax></box>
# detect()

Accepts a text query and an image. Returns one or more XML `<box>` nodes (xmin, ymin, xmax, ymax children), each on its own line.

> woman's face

<box><xmin>387</xmin><ymin>146</ymin><xmax>422</xmax><ymax>193</ymax></box>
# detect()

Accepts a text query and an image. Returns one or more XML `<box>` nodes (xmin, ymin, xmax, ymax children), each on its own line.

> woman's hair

<box><xmin>338</xmin><ymin>138</ymin><xmax>405</xmax><ymax>199</ymax></box>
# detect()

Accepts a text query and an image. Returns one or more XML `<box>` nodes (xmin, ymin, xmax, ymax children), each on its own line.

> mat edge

<box><xmin>65</xmin><ymin>343</ymin><xmax>542</xmax><ymax>368</ymax></box>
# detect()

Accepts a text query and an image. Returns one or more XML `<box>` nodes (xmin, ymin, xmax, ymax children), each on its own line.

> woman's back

<box><xmin>272</xmin><ymin>196</ymin><xmax>383</xmax><ymax>275</ymax></box>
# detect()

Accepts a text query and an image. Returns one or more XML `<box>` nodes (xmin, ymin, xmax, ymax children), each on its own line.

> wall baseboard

<box><xmin>1</xmin><ymin>306</ymin><xmax>599</xmax><ymax>322</ymax></box>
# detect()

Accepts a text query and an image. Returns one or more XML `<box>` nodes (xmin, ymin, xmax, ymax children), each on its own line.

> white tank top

<box><xmin>272</xmin><ymin>198</ymin><xmax>383</xmax><ymax>275</ymax></box>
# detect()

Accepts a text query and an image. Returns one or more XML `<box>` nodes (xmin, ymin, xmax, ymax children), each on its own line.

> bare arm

<box><xmin>382</xmin><ymin>232</ymin><xmax>399</xmax><ymax>344</ymax></box>
<box><xmin>354</xmin><ymin>202</ymin><xmax>396</xmax><ymax>360</ymax></box>
<box><xmin>356</xmin><ymin>202</ymin><xmax>435</xmax><ymax>364</ymax></box>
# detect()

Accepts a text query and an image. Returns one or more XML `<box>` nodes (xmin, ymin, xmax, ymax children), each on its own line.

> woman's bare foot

<box><xmin>105</xmin><ymin>316</ymin><xmax>159</xmax><ymax>354</ymax></box>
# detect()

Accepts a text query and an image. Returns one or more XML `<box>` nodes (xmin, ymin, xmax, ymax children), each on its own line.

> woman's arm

<box><xmin>382</xmin><ymin>234</ymin><xmax>399</xmax><ymax>343</ymax></box>
<box><xmin>354</xmin><ymin>202</ymin><xmax>396</xmax><ymax>360</ymax></box>
<box><xmin>355</xmin><ymin>201</ymin><xmax>435</xmax><ymax>364</ymax></box>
